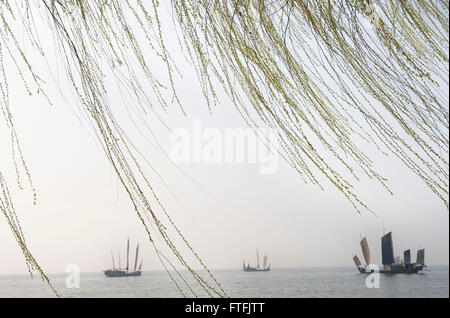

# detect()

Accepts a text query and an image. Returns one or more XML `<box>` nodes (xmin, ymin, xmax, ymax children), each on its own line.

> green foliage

<box><xmin>0</xmin><ymin>173</ymin><xmax>59</xmax><ymax>296</ymax></box>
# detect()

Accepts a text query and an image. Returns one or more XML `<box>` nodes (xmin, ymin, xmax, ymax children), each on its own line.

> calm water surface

<box><xmin>0</xmin><ymin>266</ymin><xmax>448</xmax><ymax>298</ymax></box>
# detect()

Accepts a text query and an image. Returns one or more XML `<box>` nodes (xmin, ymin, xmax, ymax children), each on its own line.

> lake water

<box><xmin>0</xmin><ymin>266</ymin><xmax>448</xmax><ymax>298</ymax></box>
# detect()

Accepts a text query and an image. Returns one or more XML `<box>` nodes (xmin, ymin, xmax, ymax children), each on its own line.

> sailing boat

<box><xmin>353</xmin><ymin>232</ymin><xmax>426</xmax><ymax>274</ymax></box>
<box><xmin>243</xmin><ymin>250</ymin><xmax>271</xmax><ymax>272</ymax></box>
<box><xmin>104</xmin><ymin>238</ymin><xmax>143</xmax><ymax>277</ymax></box>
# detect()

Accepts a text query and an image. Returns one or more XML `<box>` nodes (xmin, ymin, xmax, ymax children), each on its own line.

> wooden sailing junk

<box><xmin>353</xmin><ymin>232</ymin><xmax>426</xmax><ymax>274</ymax></box>
<box><xmin>104</xmin><ymin>238</ymin><xmax>142</xmax><ymax>277</ymax></box>
<box><xmin>243</xmin><ymin>250</ymin><xmax>271</xmax><ymax>272</ymax></box>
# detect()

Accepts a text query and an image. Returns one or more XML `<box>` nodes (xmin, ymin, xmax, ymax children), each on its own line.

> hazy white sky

<box><xmin>0</xmin><ymin>4</ymin><xmax>448</xmax><ymax>276</ymax></box>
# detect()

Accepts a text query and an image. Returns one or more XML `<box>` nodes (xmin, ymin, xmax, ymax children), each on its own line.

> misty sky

<box><xmin>0</xmin><ymin>5</ymin><xmax>448</xmax><ymax>276</ymax></box>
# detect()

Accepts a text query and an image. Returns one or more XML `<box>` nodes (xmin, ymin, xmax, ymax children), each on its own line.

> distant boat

<box><xmin>104</xmin><ymin>238</ymin><xmax>142</xmax><ymax>277</ymax></box>
<box><xmin>353</xmin><ymin>232</ymin><xmax>426</xmax><ymax>274</ymax></box>
<box><xmin>243</xmin><ymin>250</ymin><xmax>270</xmax><ymax>272</ymax></box>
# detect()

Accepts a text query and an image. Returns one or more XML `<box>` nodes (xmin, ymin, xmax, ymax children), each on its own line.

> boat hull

<box><xmin>243</xmin><ymin>265</ymin><xmax>271</xmax><ymax>272</ymax></box>
<box><xmin>104</xmin><ymin>270</ymin><xmax>142</xmax><ymax>277</ymax></box>
<box><xmin>357</xmin><ymin>264</ymin><xmax>425</xmax><ymax>274</ymax></box>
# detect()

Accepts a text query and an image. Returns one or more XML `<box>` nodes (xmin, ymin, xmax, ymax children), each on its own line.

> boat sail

<box><xmin>126</xmin><ymin>237</ymin><xmax>130</xmax><ymax>272</ymax></box>
<box><xmin>104</xmin><ymin>238</ymin><xmax>142</xmax><ymax>278</ymax></box>
<box><xmin>353</xmin><ymin>255</ymin><xmax>362</xmax><ymax>267</ymax></box>
<box><xmin>134</xmin><ymin>244</ymin><xmax>140</xmax><ymax>272</ymax></box>
<box><xmin>404</xmin><ymin>249</ymin><xmax>411</xmax><ymax>264</ymax></box>
<box><xmin>381</xmin><ymin>232</ymin><xmax>395</xmax><ymax>266</ymax></box>
<box><xmin>111</xmin><ymin>251</ymin><xmax>116</xmax><ymax>270</ymax></box>
<box><xmin>416</xmin><ymin>249</ymin><xmax>425</xmax><ymax>265</ymax></box>
<box><xmin>360</xmin><ymin>237</ymin><xmax>370</xmax><ymax>265</ymax></box>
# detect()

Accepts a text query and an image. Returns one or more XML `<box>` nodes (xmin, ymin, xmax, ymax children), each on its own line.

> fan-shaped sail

<box><xmin>126</xmin><ymin>237</ymin><xmax>130</xmax><ymax>271</ymax></box>
<box><xmin>134</xmin><ymin>244</ymin><xmax>140</xmax><ymax>272</ymax></box>
<box><xmin>111</xmin><ymin>250</ymin><xmax>116</xmax><ymax>270</ymax></box>
<box><xmin>416</xmin><ymin>249</ymin><xmax>425</xmax><ymax>265</ymax></box>
<box><xmin>404</xmin><ymin>249</ymin><xmax>411</xmax><ymax>264</ymax></box>
<box><xmin>381</xmin><ymin>232</ymin><xmax>395</xmax><ymax>265</ymax></box>
<box><xmin>353</xmin><ymin>255</ymin><xmax>362</xmax><ymax>267</ymax></box>
<box><xmin>360</xmin><ymin>237</ymin><xmax>371</xmax><ymax>265</ymax></box>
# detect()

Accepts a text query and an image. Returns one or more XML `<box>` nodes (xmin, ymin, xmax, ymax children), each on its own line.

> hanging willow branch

<box><xmin>172</xmin><ymin>0</ymin><xmax>449</xmax><ymax>211</ymax></box>
<box><xmin>0</xmin><ymin>0</ymin><xmax>227</xmax><ymax>297</ymax></box>
<box><xmin>0</xmin><ymin>173</ymin><xmax>59</xmax><ymax>296</ymax></box>
<box><xmin>0</xmin><ymin>0</ymin><xmax>448</xmax><ymax>296</ymax></box>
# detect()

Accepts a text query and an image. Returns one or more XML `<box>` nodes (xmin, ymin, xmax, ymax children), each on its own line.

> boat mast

<box><xmin>118</xmin><ymin>253</ymin><xmax>121</xmax><ymax>270</ymax></box>
<box><xmin>134</xmin><ymin>243</ymin><xmax>140</xmax><ymax>272</ymax></box>
<box><xmin>126</xmin><ymin>237</ymin><xmax>130</xmax><ymax>273</ymax></box>
<box><xmin>138</xmin><ymin>259</ymin><xmax>143</xmax><ymax>271</ymax></box>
